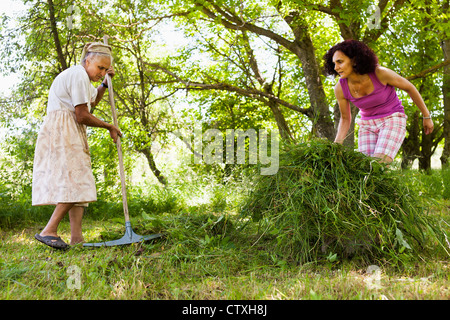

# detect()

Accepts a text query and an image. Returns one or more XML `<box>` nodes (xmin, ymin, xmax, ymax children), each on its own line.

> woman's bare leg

<box><xmin>39</xmin><ymin>203</ymin><xmax>75</xmax><ymax>238</ymax></box>
<box><xmin>69</xmin><ymin>206</ymin><xmax>85</xmax><ymax>245</ymax></box>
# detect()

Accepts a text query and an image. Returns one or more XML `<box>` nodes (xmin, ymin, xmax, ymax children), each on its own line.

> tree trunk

<box><xmin>401</xmin><ymin>111</ymin><xmax>421</xmax><ymax>169</ymax></box>
<box><xmin>283</xmin><ymin>11</ymin><xmax>335</xmax><ymax>140</ymax></box>
<box><xmin>267</xmin><ymin>100</ymin><xmax>293</xmax><ymax>141</ymax></box>
<box><xmin>139</xmin><ymin>147</ymin><xmax>167</xmax><ymax>186</ymax></box>
<box><xmin>441</xmin><ymin>1</ymin><xmax>450</xmax><ymax>167</ymax></box>
<box><xmin>47</xmin><ymin>0</ymin><xmax>67</xmax><ymax>71</ymax></box>
<box><xmin>419</xmin><ymin>131</ymin><xmax>433</xmax><ymax>172</ymax></box>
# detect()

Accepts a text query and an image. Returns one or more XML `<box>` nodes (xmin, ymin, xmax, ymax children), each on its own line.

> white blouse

<box><xmin>47</xmin><ymin>65</ymin><xmax>97</xmax><ymax>113</ymax></box>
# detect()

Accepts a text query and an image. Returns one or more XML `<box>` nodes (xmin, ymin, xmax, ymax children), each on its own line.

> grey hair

<box><xmin>81</xmin><ymin>52</ymin><xmax>113</xmax><ymax>65</ymax></box>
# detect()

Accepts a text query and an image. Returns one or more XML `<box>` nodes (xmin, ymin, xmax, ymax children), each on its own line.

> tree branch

<box><xmin>406</xmin><ymin>59</ymin><xmax>450</xmax><ymax>81</ymax></box>
<box><xmin>196</xmin><ymin>0</ymin><xmax>300</xmax><ymax>57</ymax></box>
<box><xmin>145</xmin><ymin>62</ymin><xmax>310</xmax><ymax>115</ymax></box>
<box><xmin>47</xmin><ymin>0</ymin><xmax>67</xmax><ymax>70</ymax></box>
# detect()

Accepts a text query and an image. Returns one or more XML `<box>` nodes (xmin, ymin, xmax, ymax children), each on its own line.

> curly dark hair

<box><xmin>323</xmin><ymin>39</ymin><xmax>379</xmax><ymax>77</ymax></box>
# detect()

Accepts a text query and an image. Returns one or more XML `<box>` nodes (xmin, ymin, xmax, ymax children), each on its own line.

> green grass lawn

<box><xmin>1</xmin><ymin>203</ymin><xmax>449</xmax><ymax>300</ymax></box>
<box><xmin>1</xmin><ymin>155</ymin><xmax>449</xmax><ymax>300</ymax></box>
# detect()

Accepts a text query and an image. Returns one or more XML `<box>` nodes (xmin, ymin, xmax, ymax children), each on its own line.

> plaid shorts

<box><xmin>357</xmin><ymin>112</ymin><xmax>407</xmax><ymax>160</ymax></box>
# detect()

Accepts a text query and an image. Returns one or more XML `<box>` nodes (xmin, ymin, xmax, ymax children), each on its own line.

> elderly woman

<box><xmin>33</xmin><ymin>42</ymin><xmax>121</xmax><ymax>249</ymax></box>
<box><xmin>323</xmin><ymin>39</ymin><xmax>434</xmax><ymax>163</ymax></box>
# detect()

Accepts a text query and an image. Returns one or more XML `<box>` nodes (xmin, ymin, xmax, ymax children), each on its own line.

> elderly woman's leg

<box><xmin>69</xmin><ymin>206</ymin><xmax>85</xmax><ymax>245</ymax></box>
<box><xmin>39</xmin><ymin>203</ymin><xmax>75</xmax><ymax>238</ymax></box>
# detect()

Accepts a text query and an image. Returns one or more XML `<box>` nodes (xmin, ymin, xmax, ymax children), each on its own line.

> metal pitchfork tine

<box><xmin>84</xmin><ymin>36</ymin><xmax>163</xmax><ymax>247</ymax></box>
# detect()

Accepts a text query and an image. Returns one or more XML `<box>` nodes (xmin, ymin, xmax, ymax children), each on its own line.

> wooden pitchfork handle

<box><xmin>103</xmin><ymin>35</ymin><xmax>130</xmax><ymax>223</ymax></box>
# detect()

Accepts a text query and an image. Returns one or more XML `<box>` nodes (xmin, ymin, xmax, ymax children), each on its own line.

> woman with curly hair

<box><xmin>323</xmin><ymin>39</ymin><xmax>434</xmax><ymax>163</ymax></box>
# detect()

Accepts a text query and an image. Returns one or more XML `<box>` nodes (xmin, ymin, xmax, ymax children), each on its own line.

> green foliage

<box><xmin>2</xmin><ymin>0</ymin><xmax>449</xmax><ymax>184</ymax></box>
<box><xmin>443</xmin><ymin>167</ymin><xmax>450</xmax><ymax>200</ymax></box>
<box><xmin>0</xmin><ymin>124</ymin><xmax>52</xmax><ymax>227</ymax></box>
<box><xmin>241</xmin><ymin>139</ymin><xmax>449</xmax><ymax>266</ymax></box>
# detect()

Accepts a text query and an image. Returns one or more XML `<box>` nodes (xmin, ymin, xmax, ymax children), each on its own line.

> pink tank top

<box><xmin>339</xmin><ymin>72</ymin><xmax>404</xmax><ymax>120</ymax></box>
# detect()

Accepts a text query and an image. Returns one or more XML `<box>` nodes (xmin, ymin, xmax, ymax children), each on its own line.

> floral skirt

<box><xmin>32</xmin><ymin>109</ymin><xmax>97</xmax><ymax>207</ymax></box>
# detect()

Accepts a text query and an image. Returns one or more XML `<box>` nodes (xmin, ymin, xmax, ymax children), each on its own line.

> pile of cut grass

<box><xmin>241</xmin><ymin>139</ymin><xmax>449</xmax><ymax>266</ymax></box>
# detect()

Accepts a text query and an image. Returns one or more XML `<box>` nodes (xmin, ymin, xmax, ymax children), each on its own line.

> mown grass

<box><xmin>241</xmin><ymin>141</ymin><xmax>450</xmax><ymax>267</ymax></box>
<box><xmin>1</xmin><ymin>198</ymin><xmax>449</xmax><ymax>300</ymax></box>
<box><xmin>1</xmin><ymin>153</ymin><xmax>449</xmax><ymax>300</ymax></box>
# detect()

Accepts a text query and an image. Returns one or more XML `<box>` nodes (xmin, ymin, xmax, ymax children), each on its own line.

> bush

<box><xmin>241</xmin><ymin>139</ymin><xmax>449</xmax><ymax>266</ymax></box>
<box><xmin>0</xmin><ymin>187</ymin><xmax>52</xmax><ymax>229</ymax></box>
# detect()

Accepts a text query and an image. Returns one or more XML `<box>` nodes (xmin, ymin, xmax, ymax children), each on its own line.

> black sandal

<box><xmin>35</xmin><ymin>233</ymin><xmax>69</xmax><ymax>250</ymax></box>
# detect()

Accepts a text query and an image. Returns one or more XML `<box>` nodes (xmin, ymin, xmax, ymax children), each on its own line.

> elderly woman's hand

<box><xmin>109</xmin><ymin>125</ymin><xmax>122</xmax><ymax>143</ymax></box>
<box><xmin>107</xmin><ymin>66</ymin><xmax>115</xmax><ymax>78</ymax></box>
